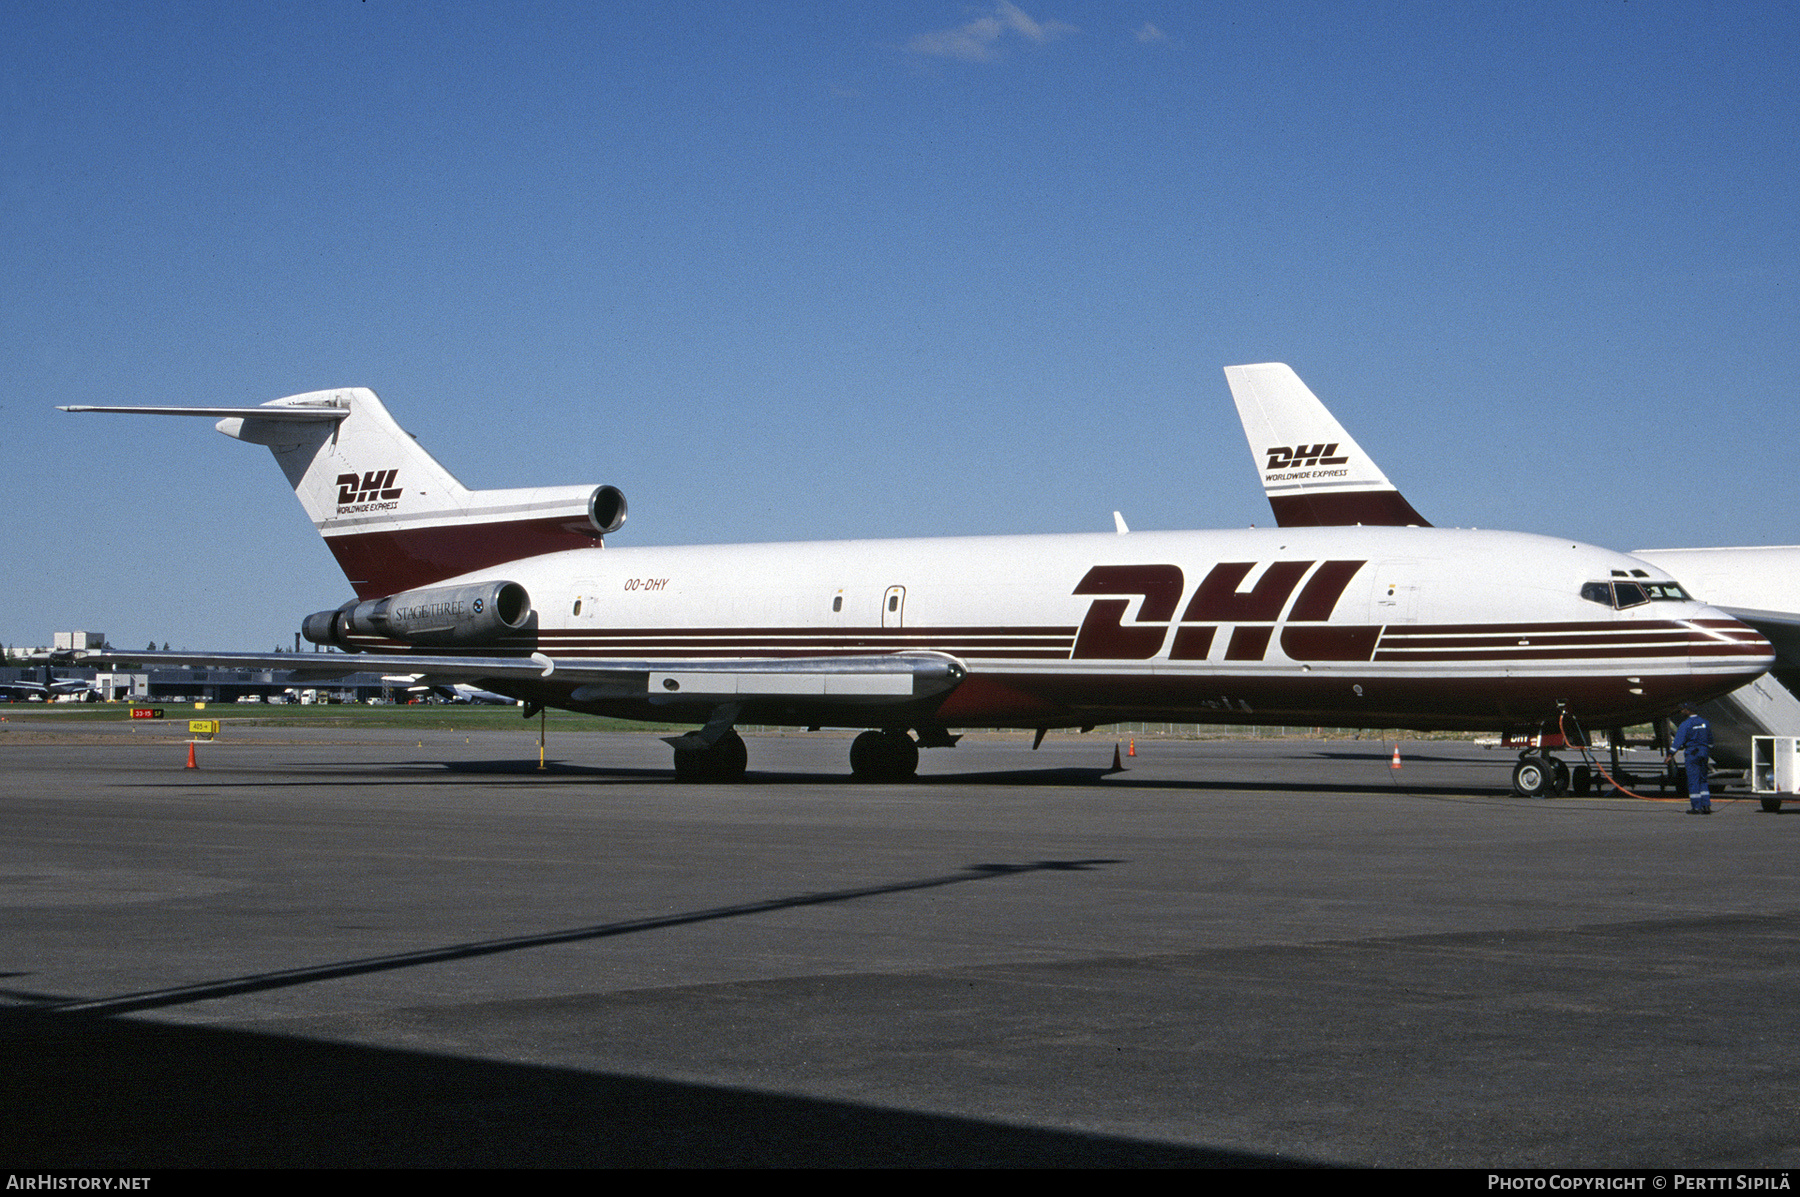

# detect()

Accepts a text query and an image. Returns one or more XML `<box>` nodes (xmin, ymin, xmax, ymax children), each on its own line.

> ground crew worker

<box><xmin>1669</xmin><ymin>703</ymin><xmax>1712</xmax><ymax>814</ymax></box>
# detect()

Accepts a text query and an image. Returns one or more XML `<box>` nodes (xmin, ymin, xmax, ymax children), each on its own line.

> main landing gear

<box><xmin>666</xmin><ymin>705</ymin><xmax>931</xmax><ymax>782</ymax></box>
<box><xmin>671</xmin><ymin>729</ymin><xmax>748</xmax><ymax>783</ymax></box>
<box><xmin>849</xmin><ymin>729</ymin><xmax>919</xmax><ymax>781</ymax></box>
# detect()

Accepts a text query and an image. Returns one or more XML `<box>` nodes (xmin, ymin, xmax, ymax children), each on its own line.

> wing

<box><xmin>52</xmin><ymin>649</ymin><xmax>967</xmax><ymax>708</ymax></box>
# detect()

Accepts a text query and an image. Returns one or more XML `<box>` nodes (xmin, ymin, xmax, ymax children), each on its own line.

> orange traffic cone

<box><xmin>186</xmin><ymin>741</ymin><xmax>198</xmax><ymax>769</ymax></box>
<box><xmin>1128</xmin><ymin>737</ymin><xmax>1136</xmax><ymax>757</ymax></box>
<box><xmin>1390</xmin><ymin>743</ymin><xmax>1402</xmax><ymax>770</ymax></box>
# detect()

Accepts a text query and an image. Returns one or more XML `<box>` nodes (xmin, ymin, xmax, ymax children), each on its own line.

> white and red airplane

<box><xmin>59</xmin><ymin>379</ymin><xmax>1772</xmax><ymax>785</ymax></box>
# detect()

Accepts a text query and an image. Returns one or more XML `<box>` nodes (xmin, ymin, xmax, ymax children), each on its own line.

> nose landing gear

<box><xmin>1510</xmin><ymin>708</ymin><xmax>1595</xmax><ymax>797</ymax></box>
<box><xmin>1511</xmin><ymin>752</ymin><xmax>1572</xmax><ymax>797</ymax></box>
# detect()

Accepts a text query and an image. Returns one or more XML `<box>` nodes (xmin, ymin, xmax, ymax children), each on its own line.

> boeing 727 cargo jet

<box><xmin>59</xmin><ymin>380</ymin><xmax>1770</xmax><ymax>783</ymax></box>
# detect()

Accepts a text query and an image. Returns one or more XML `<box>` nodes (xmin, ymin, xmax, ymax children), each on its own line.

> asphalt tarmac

<box><xmin>2</xmin><ymin>723</ymin><xmax>1797</xmax><ymax>1168</ymax></box>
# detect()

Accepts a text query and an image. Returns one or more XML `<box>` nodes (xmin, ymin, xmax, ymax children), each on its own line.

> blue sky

<box><xmin>5</xmin><ymin>1</ymin><xmax>1796</xmax><ymax>651</ymax></box>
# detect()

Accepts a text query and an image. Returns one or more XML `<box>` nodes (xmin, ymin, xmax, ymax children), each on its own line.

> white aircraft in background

<box><xmin>0</xmin><ymin>668</ymin><xmax>98</xmax><ymax>703</ymax></box>
<box><xmin>56</xmin><ymin>378</ymin><xmax>1769</xmax><ymax>786</ymax></box>
<box><xmin>381</xmin><ymin>675</ymin><xmax>518</xmax><ymax>705</ymax></box>
<box><xmin>1223</xmin><ymin>362</ymin><xmax>1800</xmax><ymax>776</ymax></box>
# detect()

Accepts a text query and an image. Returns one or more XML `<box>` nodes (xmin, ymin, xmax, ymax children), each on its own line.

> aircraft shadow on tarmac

<box><xmin>19</xmin><ymin>860</ymin><xmax>1124</xmax><ymax>1018</ymax></box>
<box><xmin>0</xmin><ymin>856</ymin><xmax>1320</xmax><ymax>1167</ymax></box>
<box><xmin>128</xmin><ymin>754</ymin><xmax>1518</xmax><ymax>797</ymax></box>
<box><xmin>0</xmin><ymin>1008</ymin><xmax>1305</xmax><ymax>1168</ymax></box>
<box><xmin>420</xmin><ymin>754</ymin><xmax>1509</xmax><ymax>796</ymax></box>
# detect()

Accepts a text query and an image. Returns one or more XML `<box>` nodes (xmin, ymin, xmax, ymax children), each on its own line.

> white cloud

<box><xmin>908</xmin><ymin>2</ymin><xmax>1078</xmax><ymax>62</ymax></box>
<box><xmin>1134</xmin><ymin>23</ymin><xmax>1167</xmax><ymax>44</ymax></box>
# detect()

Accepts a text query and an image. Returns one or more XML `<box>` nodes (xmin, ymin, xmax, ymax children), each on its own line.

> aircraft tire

<box><xmin>849</xmin><ymin>731</ymin><xmax>883</xmax><ymax>778</ymax></box>
<box><xmin>886</xmin><ymin>731</ymin><xmax>919</xmax><ymax>779</ymax></box>
<box><xmin>1761</xmin><ymin>797</ymin><xmax>1782</xmax><ymax>813</ymax></box>
<box><xmin>1512</xmin><ymin>756</ymin><xmax>1553</xmax><ymax>798</ymax></box>
<box><xmin>849</xmin><ymin>730</ymin><xmax>918</xmax><ymax>781</ymax></box>
<box><xmin>711</xmin><ymin>730</ymin><xmax>748</xmax><ymax>781</ymax></box>
<box><xmin>672</xmin><ymin>730</ymin><xmax>748</xmax><ymax>783</ymax></box>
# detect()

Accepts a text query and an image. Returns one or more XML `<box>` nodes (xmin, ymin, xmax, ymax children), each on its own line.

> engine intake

<box><xmin>302</xmin><ymin>580</ymin><xmax>532</xmax><ymax>647</ymax></box>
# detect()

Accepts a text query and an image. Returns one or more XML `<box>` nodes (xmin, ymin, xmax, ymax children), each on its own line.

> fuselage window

<box><xmin>832</xmin><ymin>595</ymin><xmax>843</xmax><ymax>612</ymax></box>
<box><xmin>573</xmin><ymin>598</ymin><xmax>583</xmax><ymax>616</ymax></box>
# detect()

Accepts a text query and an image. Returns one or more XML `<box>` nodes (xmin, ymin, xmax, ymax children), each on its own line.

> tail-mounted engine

<box><xmin>302</xmin><ymin>580</ymin><xmax>532</xmax><ymax>648</ymax></box>
<box><xmin>588</xmin><ymin>485</ymin><xmax>627</xmax><ymax>535</ymax></box>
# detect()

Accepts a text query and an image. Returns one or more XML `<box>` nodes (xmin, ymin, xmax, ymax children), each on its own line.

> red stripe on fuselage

<box><xmin>325</xmin><ymin>517</ymin><xmax>602</xmax><ymax>599</ymax></box>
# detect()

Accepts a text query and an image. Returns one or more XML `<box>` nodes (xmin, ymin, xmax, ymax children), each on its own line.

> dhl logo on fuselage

<box><xmin>336</xmin><ymin>469</ymin><xmax>403</xmax><ymax>512</ymax></box>
<box><xmin>1071</xmin><ymin>561</ymin><xmax>1376</xmax><ymax>662</ymax></box>
<box><xmin>1264</xmin><ymin>443</ymin><xmax>1348</xmax><ymax>470</ymax></box>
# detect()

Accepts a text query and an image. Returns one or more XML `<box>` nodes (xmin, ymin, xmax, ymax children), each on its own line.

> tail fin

<box><xmin>1222</xmin><ymin>363</ymin><xmax>1430</xmax><ymax>528</ymax></box>
<box><xmin>62</xmin><ymin>389</ymin><xmax>623</xmax><ymax>598</ymax></box>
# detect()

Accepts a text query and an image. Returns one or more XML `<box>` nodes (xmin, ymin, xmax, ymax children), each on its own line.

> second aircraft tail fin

<box><xmin>1222</xmin><ymin>363</ymin><xmax>1430</xmax><ymax>528</ymax></box>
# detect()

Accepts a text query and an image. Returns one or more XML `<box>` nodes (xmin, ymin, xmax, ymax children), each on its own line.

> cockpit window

<box><xmin>1583</xmin><ymin>580</ymin><xmax>1681</xmax><ymax>608</ymax></box>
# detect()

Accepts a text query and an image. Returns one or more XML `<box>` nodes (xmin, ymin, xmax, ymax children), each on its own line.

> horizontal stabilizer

<box><xmin>59</xmin><ymin>404</ymin><xmax>349</xmax><ymax>422</ymax></box>
<box><xmin>1224</xmin><ymin>363</ymin><xmax>1430</xmax><ymax>528</ymax></box>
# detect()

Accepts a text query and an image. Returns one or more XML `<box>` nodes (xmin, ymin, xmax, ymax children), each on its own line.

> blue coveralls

<box><xmin>1672</xmin><ymin>713</ymin><xmax>1712</xmax><ymax>812</ymax></box>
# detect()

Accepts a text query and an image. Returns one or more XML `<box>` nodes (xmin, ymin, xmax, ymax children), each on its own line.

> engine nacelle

<box><xmin>302</xmin><ymin>580</ymin><xmax>533</xmax><ymax>648</ymax></box>
<box><xmin>588</xmin><ymin>485</ymin><xmax>627</xmax><ymax>535</ymax></box>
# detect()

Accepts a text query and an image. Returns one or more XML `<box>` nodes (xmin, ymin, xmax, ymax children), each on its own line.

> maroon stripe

<box><xmin>532</xmin><ymin>625</ymin><xmax>1079</xmax><ymax>638</ymax></box>
<box><xmin>1377</xmin><ymin>646</ymin><xmax>1696</xmax><ymax>662</ymax></box>
<box><xmin>354</xmin><ymin>644</ymin><xmax>1072</xmax><ymax>661</ymax></box>
<box><xmin>544</xmin><ymin>635</ymin><xmax>1075</xmax><ymax>649</ymax></box>
<box><xmin>933</xmin><ymin>664</ymin><xmax>1758</xmax><ymax>731</ymax></box>
<box><xmin>1380</xmin><ymin>633</ymin><xmax>1696</xmax><ymax>649</ymax></box>
<box><xmin>1268</xmin><ymin>491</ymin><xmax>1431</xmax><ymax>528</ymax></box>
<box><xmin>590</xmin><ymin>648</ymin><xmax>1076</xmax><ymax>660</ymax></box>
<box><xmin>327</xmin><ymin>518</ymin><xmax>601</xmax><ymax>600</ymax></box>
<box><xmin>1381</xmin><ymin>620</ymin><xmax>1685</xmax><ymax>636</ymax></box>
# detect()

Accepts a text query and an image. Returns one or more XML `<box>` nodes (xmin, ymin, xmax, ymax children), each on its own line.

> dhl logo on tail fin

<box><xmin>336</xmin><ymin>469</ymin><xmax>404</xmax><ymax>509</ymax></box>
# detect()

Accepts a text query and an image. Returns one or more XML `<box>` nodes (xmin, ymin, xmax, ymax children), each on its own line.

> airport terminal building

<box><xmin>1</xmin><ymin>663</ymin><xmax>400</xmax><ymax>705</ymax></box>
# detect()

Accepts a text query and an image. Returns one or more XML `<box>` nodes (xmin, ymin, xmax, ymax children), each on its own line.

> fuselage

<box><xmin>344</xmin><ymin>525</ymin><xmax>1773</xmax><ymax>734</ymax></box>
